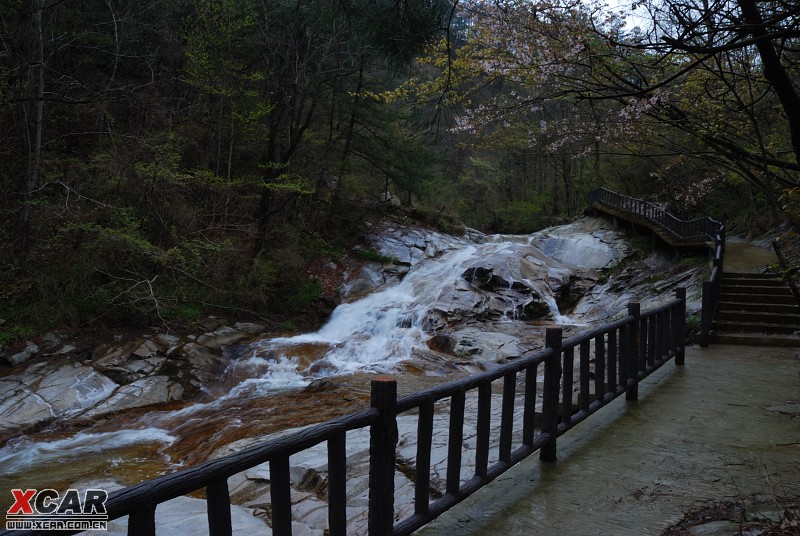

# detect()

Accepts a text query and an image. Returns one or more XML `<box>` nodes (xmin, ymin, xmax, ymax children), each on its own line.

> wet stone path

<box><xmin>416</xmin><ymin>343</ymin><xmax>800</xmax><ymax>536</ymax></box>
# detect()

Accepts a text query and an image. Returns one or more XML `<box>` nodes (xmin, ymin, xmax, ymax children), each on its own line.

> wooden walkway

<box><xmin>587</xmin><ymin>202</ymin><xmax>711</xmax><ymax>248</ymax></box>
<box><xmin>586</xmin><ymin>187</ymin><xmax>720</xmax><ymax>249</ymax></box>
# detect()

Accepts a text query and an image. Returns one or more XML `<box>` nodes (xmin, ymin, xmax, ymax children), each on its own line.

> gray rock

<box><xmin>131</xmin><ymin>339</ymin><xmax>160</xmax><ymax>358</ymax></box>
<box><xmin>55</xmin><ymin>344</ymin><xmax>77</xmax><ymax>355</ymax></box>
<box><xmin>688</xmin><ymin>520</ymin><xmax>741</xmax><ymax>536</ymax></box>
<box><xmin>6</xmin><ymin>341</ymin><xmax>40</xmax><ymax>367</ymax></box>
<box><xmin>766</xmin><ymin>403</ymin><xmax>800</xmax><ymax>416</ymax></box>
<box><xmin>340</xmin><ymin>263</ymin><xmax>388</xmax><ymax>299</ymax></box>
<box><xmin>531</xmin><ymin>217</ymin><xmax>633</xmax><ymax>270</ymax></box>
<box><xmin>746</xmin><ymin>508</ymin><xmax>783</xmax><ymax>523</ymax></box>
<box><xmin>233</xmin><ymin>322</ymin><xmax>266</xmax><ymax>334</ymax></box>
<box><xmin>153</xmin><ymin>332</ymin><xmax>181</xmax><ymax>349</ymax></box>
<box><xmin>92</xmin><ymin>341</ymin><xmax>143</xmax><ymax>368</ymax></box>
<box><xmin>196</xmin><ymin>326</ymin><xmax>249</xmax><ymax>348</ymax></box>
<box><xmin>79</xmin><ymin>496</ymin><xmax>268</xmax><ymax>536</ymax></box>
<box><xmin>80</xmin><ymin>375</ymin><xmax>183</xmax><ymax>419</ymax></box>
<box><xmin>41</xmin><ymin>332</ymin><xmax>64</xmax><ymax>349</ymax></box>
<box><xmin>174</xmin><ymin>342</ymin><xmax>227</xmax><ymax>385</ymax></box>
<box><xmin>0</xmin><ymin>380</ymin><xmax>55</xmax><ymax>431</ymax></box>
<box><xmin>0</xmin><ymin>362</ymin><xmax>118</xmax><ymax>432</ymax></box>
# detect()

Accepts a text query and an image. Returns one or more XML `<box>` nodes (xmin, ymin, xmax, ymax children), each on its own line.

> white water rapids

<box><xmin>241</xmin><ymin>237</ymin><xmax>588</xmax><ymax>393</ymax></box>
<box><xmin>1</xmin><ymin>223</ymin><xmax>622</xmax><ymax>494</ymax></box>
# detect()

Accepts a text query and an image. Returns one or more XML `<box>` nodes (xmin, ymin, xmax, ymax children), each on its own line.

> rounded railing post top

<box><xmin>372</xmin><ymin>375</ymin><xmax>397</xmax><ymax>384</ymax></box>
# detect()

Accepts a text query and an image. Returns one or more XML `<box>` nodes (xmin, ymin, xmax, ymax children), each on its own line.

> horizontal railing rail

<box><xmin>2</xmin><ymin>289</ymin><xmax>688</xmax><ymax>536</ymax></box>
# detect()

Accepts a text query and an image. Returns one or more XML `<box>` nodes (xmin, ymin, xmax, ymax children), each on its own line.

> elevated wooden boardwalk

<box><xmin>586</xmin><ymin>187</ymin><xmax>721</xmax><ymax>248</ymax></box>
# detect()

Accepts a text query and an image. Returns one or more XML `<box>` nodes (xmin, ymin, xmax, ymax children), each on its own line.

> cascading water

<box><xmin>241</xmin><ymin>240</ymin><xmax>581</xmax><ymax>389</ymax></box>
<box><xmin>0</xmin><ymin>228</ymin><xmax>594</xmax><ymax>494</ymax></box>
<box><xmin>250</xmin><ymin>246</ymin><xmax>480</xmax><ymax>383</ymax></box>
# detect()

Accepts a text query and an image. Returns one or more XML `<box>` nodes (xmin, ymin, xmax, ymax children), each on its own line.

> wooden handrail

<box><xmin>587</xmin><ymin>187</ymin><xmax>722</xmax><ymax>242</ymax></box>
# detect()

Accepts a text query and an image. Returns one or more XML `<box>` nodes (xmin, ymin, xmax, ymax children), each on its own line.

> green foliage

<box><xmin>677</xmin><ymin>255</ymin><xmax>706</xmax><ymax>270</ymax></box>
<box><xmin>496</xmin><ymin>199</ymin><xmax>552</xmax><ymax>234</ymax></box>
<box><xmin>685</xmin><ymin>314</ymin><xmax>701</xmax><ymax>341</ymax></box>
<box><xmin>353</xmin><ymin>249</ymin><xmax>399</xmax><ymax>264</ymax></box>
<box><xmin>263</xmin><ymin>173</ymin><xmax>316</xmax><ymax>195</ymax></box>
<box><xmin>628</xmin><ymin>235</ymin><xmax>654</xmax><ymax>259</ymax></box>
<box><xmin>4</xmin><ymin>0</ymin><xmax>795</xmax><ymax>335</ymax></box>
<box><xmin>283</xmin><ymin>278</ymin><xmax>324</xmax><ymax>312</ymax></box>
<box><xmin>164</xmin><ymin>304</ymin><xmax>202</xmax><ymax>322</ymax></box>
<box><xmin>0</xmin><ymin>325</ymin><xmax>36</xmax><ymax>349</ymax></box>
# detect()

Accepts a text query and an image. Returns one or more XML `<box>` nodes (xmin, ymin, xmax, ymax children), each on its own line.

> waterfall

<box><xmin>239</xmin><ymin>239</ymin><xmax>581</xmax><ymax>389</ymax></box>
<box><xmin>0</xmin><ymin>226</ymin><xmax>598</xmax><ymax>484</ymax></box>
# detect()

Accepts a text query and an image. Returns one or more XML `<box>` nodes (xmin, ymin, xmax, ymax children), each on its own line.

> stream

<box><xmin>0</xmin><ymin>217</ymin><xmax>699</xmax><ymax>515</ymax></box>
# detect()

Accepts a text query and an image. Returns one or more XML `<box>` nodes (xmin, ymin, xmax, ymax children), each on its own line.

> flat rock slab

<box><xmin>79</xmin><ymin>496</ymin><xmax>269</xmax><ymax>536</ymax></box>
<box><xmin>0</xmin><ymin>362</ymin><xmax>118</xmax><ymax>432</ymax></box>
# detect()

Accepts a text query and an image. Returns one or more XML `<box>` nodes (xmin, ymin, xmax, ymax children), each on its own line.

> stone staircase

<box><xmin>710</xmin><ymin>272</ymin><xmax>800</xmax><ymax>346</ymax></box>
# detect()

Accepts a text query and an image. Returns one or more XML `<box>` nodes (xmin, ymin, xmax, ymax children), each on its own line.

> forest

<box><xmin>1</xmin><ymin>0</ymin><xmax>799</xmax><ymax>335</ymax></box>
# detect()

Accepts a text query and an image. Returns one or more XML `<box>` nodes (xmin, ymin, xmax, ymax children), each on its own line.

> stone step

<box><xmin>717</xmin><ymin>293</ymin><xmax>798</xmax><ymax>305</ymax></box>
<box><xmin>724</xmin><ymin>271</ymin><xmax>781</xmax><ymax>279</ymax></box>
<box><xmin>720</xmin><ymin>285</ymin><xmax>793</xmax><ymax>296</ymax></box>
<box><xmin>711</xmin><ymin>320</ymin><xmax>798</xmax><ymax>335</ymax></box>
<box><xmin>722</xmin><ymin>276</ymin><xmax>785</xmax><ymax>286</ymax></box>
<box><xmin>715</xmin><ymin>310</ymin><xmax>800</xmax><ymax>326</ymax></box>
<box><xmin>707</xmin><ymin>332</ymin><xmax>800</xmax><ymax>347</ymax></box>
<box><xmin>718</xmin><ymin>301</ymin><xmax>800</xmax><ymax>314</ymax></box>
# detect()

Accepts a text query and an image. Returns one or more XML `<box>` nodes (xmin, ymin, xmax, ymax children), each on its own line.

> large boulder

<box><xmin>0</xmin><ymin>362</ymin><xmax>118</xmax><ymax>433</ymax></box>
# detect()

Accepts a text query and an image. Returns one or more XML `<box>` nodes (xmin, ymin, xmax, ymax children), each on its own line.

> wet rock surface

<box><xmin>0</xmin><ymin>362</ymin><xmax>118</xmax><ymax>433</ymax></box>
<box><xmin>0</xmin><ymin>217</ymin><xmax>706</xmax><ymax>445</ymax></box>
<box><xmin>0</xmin><ymin>320</ymin><xmax>268</xmax><ymax>440</ymax></box>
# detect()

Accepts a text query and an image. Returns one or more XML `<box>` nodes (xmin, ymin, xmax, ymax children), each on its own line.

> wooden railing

<box><xmin>772</xmin><ymin>232</ymin><xmax>800</xmax><ymax>307</ymax></box>
<box><xmin>587</xmin><ymin>187</ymin><xmax>725</xmax><ymax>347</ymax></box>
<box><xmin>3</xmin><ymin>290</ymin><xmax>688</xmax><ymax>536</ymax></box>
<box><xmin>588</xmin><ymin>187</ymin><xmax>722</xmax><ymax>242</ymax></box>
<box><xmin>700</xmin><ymin>231</ymin><xmax>726</xmax><ymax>346</ymax></box>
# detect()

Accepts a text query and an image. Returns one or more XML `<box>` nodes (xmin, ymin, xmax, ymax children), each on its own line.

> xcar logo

<box><xmin>5</xmin><ymin>488</ymin><xmax>108</xmax><ymax>531</ymax></box>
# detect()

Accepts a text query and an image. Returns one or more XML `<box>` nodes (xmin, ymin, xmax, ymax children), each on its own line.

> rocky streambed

<box><xmin>0</xmin><ymin>216</ymin><xmax>708</xmax><ymax>532</ymax></box>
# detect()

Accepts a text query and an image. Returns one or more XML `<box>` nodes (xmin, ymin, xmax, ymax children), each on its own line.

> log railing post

<box><xmin>270</xmin><ymin>456</ymin><xmax>292</xmax><ymax>535</ymax></box>
<box><xmin>369</xmin><ymin>377</ymin><xmax>398</xmax><ymax>536</ymax></box>
<box><xmin>445</xmin><ymin>389</ymin><xmax>466</xmax><ymax>495</ymax></box>
<box><xmin>128</xmin><ymin>505</ymin><xmax>156</xmax><ymax>536</ymax></box>
<box><xmin>674</xmin><ymin>287</ymin><xmax>686</xmax><ymax>365</ymax></box>
<box><xmin>540</xmin><ymin>328</ymin><xmax>562</xmax><ymax>462</ymax></box>
<box><xmin>626</xmin><ymin>302</ymin><xmax>640</xmax><ymax>401</ymax></box>
<box><xmin>700</xmin><ymin>280</ymin><xmax>712</xmax><ymax>347</ymax></box>
<box><xmin>207</xmin><ymin>479</ymin><xmax>232</xmax><ymax>536</ymax></box>
<box><xmin>328</xmin><ymin>431</ymin><xmax>347</xmax><ymax>536</ymax></box>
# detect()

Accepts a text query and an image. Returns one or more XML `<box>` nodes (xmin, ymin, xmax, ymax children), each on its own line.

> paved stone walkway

<box><xmin>416</xmin><ymin>343</ymin><xmax>800</xmax><ymax>535</ymax></box>
<box><xmin>723</xmin><ymin>242</ymin><xmax>778</xmax><ymax>273</ymax></box>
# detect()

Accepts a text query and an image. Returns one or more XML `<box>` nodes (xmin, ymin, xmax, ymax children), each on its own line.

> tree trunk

<box><xmin>13</xmin><ymin>0</ymin><xmax>45</xmax><ymax>262</ymax></box>
<box><xmin>329</xmin><ymin>54</ymin><xmax>366</xmax><ymax>214</ymax></box>
<box><xmin>738</xmin><ymin>0</ymin><xmax>800</xmax><ymax>166</ymax></box>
